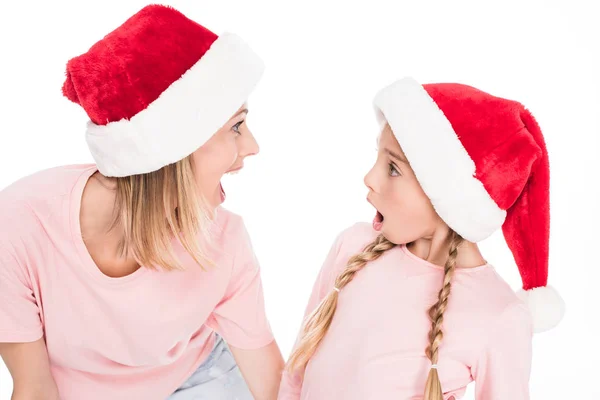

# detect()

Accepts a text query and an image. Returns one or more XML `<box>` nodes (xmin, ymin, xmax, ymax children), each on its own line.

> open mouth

<box><xmin>373</xmin><ymin>210</ymin><xmax>384</xmax><ymax>231</ymax></box>
<box><xmin>219</xmin><ymin>166</ymin><xmax>243</xmax><ymax>204</ymax></box>
<box><xmin>367</xmin><ymin>197</ymin><xmax>384</xmax><ymax>231</ymax></box>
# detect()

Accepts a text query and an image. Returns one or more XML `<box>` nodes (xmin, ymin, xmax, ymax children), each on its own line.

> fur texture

<box><xmin>374</xmin><ymin>77</ymin><xmax>564</xmax><ymax>332</ymax></box>
<box><xmin>63</xmin><ymin>5</ymin><xmax>218</xmax><ymax>125</ymax></box>
<box><xmin>517</xmin><ymin>286</ymin><xmax>565</xmax><ymax>333</ymax></box>
<box><xmin>62</xmin><ymin>5</ymin><xmax>264</xmax><ymax>177</ymax></box>
<box><xmin>374</xmin><ymin>78</ymin><xmax>507</xmax><ymax>243</ymax></box>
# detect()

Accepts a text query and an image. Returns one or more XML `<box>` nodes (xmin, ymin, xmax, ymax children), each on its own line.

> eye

<box><xmin>388</xmin><ymin>162</ymin><xmax>401</xmax><ymax>177</ymax></box>
<box><xmin>232</xmin><ymin>120</ymin><xmax>244</xmax><ymax>135</ymax></box>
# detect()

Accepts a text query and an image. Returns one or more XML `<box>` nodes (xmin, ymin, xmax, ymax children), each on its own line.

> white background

<box><xmin>1</xmin><ymin>0</ymin><xmax>598</xmax><ymax>398</ymax></box>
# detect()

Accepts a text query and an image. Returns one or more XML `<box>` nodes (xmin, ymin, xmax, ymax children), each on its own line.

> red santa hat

<box><xmin>373</xmin><ymin>77</ymin><xmax>565</xmax><ymax>333</ymax></box>
<box><xmin>62</xmin><ymin>4</ymin><xmax>264</xmax><ymax>177</ymax></box>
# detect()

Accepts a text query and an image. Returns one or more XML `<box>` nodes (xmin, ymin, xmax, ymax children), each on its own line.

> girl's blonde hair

<box><xmin>107</xmin><ymin>155</ymin><xmax>214</xmax><ymax>271</ymax></box>
<box><xmin>286</xmin><ymin>230</ymin><xmax>464</xmax><ymax>400</ymax></box>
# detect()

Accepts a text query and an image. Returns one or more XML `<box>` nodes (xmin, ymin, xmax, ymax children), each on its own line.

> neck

<box><xmin>407</xmin><ymin>228</ymin><xmax>486</xmax><ymax>269</ymax></box>
<box><xmin>80</xmin><ymin>172</ymin><xmax>140</xmax><ymax>277</ymax></box>
<box><xmin>81</xmin><ymin>173</ymin><xmax>117</xmax><ymax>237</ymax></box>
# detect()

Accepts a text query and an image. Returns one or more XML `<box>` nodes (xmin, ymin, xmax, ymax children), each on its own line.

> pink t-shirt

<box><xmin>278</xmin><ymin>223</ymin><xmax>533</xmax><ymax>400</ymax></box>
<box><xmin>0</xmin><ymin>164</ymin><xmax>274</xmax><ymax>400</ymax></box>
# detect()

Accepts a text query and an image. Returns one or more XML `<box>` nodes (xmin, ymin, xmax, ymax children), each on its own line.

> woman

<box><xmin>0</xmin><ymin>5</ymin><xmax>283</xmax><ymax>400</ymax></box>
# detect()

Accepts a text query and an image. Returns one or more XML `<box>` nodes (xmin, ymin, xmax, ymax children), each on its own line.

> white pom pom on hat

<box><xmin>517</xmin><ymin>285</ymin><xmax>565</xmax><ymax>333</ymax></box>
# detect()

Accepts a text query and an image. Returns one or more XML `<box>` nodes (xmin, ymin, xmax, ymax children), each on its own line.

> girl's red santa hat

<box><xmin>62</xmin><ymin>4</ymin><xmax>264</xmax><ymax>177</ymax></box>
<box><xmin>374</xmin><ymin>77</ymin><xmax>565</xmax><ymax>333</ymax></box>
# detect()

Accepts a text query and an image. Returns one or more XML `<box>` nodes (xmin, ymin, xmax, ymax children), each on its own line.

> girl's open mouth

<box><xmin>373</xmin><ymin>210</ymin><xmax>384</xmax><ymax>231</ymax></box>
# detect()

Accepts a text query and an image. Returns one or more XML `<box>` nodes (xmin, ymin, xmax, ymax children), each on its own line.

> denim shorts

<box><xmin>166</xmin><ymin>334</ymin><xmax>253</xmax><ymax>400</ymax></box>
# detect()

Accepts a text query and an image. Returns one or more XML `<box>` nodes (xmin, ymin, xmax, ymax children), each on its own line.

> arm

<box><xmin>278</xmin><ymin>229</ymin><xmax>347</xmax><ymax>399</ymax></box>
<box><xmin>205</xmin><ymin>215</ymin><xmax>282</xmax><ymax>399</ymax></box>
<box><xmin>472</xmin><ymin>301</ymin><xmax>534</xmax><ymax>400</ymax></box>
<box><xmin>0</xmin><ymin>339</ymin><xmax>59</xmax><ymax>400</ymax></box>
<box><xmin>0</xmin><ymin>243</ymin><xmax>55</xmax><ymax>400</ymax></box>
<box><xmin>230</xmin><ymin>340</ymin><xmax>284</xmax><ymax>400</ymax></box>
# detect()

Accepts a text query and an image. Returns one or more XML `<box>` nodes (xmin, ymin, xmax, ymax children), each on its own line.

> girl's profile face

<box><xmin>364</xmin><ymin>124</ymin><xmax>442</xmax><ymax>244</ymax></box>
<box><xmin>191</xmin><ymin>104</ymin><xmax>260</xmax><ymax>210</ymax></box>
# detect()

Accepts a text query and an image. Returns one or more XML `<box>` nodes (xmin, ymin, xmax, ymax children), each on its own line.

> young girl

<box><xmin>278</xmin><ymin>77</ymin><xmax>565</xmax><ymax>399</ymax></box>
<box><xmin>0</xmin><ymin>5</ymin><xmax>283</xmax><ymax>400</ymax></box>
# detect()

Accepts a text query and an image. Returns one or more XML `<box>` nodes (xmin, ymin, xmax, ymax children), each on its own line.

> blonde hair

<box><xmin>108</xmin><ymin>155</ymin><xmax>214</xmax><ymax>271</ymax></box>
<box><xmin>286</xmin><ymin>230</ymin><xmax>464</xmax><ymax>400</ymax></box>
<box><xmin>423</xmin><ymin>230</ymin><xmax>463</xmax><ymax>399</ymax></box>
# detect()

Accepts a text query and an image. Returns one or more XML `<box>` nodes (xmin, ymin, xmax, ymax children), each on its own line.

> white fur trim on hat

<box><xmin>85</xmin><ymin>32</ymin><xmax>264</xmax><ymax>177</ymax></box>
<box><xmin>516</xmin><ymin>285</ymin><xmax>565</xmax><ymax>333</ymax></box>
<box><xmin>373</xmin><ymin>77</ymin><xmax>506</xmax><ymax>242</ymax></box>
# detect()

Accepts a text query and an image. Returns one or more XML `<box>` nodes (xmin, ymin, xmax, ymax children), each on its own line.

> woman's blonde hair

<box><xmin>286</xmin><ymin>230</ymin><xmax>464</xmax><ymax>400</ymax></box>
<box><xmin>107</xmin><ymin>155</ymin><xmax>214</xmax><ymax>271</ymax></box>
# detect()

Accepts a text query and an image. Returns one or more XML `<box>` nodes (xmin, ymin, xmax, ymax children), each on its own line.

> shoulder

<box><xmin>464</xmin><ymin>265</ymin><xmax>531</xmax><ymax>318</ymax></box>
<box><xmin>1</xmin><ymin>164</ymin><xmax>94</xmax><ymax>214</ymax></box>
<box><xmin>477</xmin><ymin>297</ymin><xmax>533</xmax><ymax>359</ymax></box>
<box><xmin>316</xmin><ymin>221</ymin><xmax>381</xmax><ymax>279</ymax></box>
<box><xmin>454</xmin><ymin>266</ymin><xmax>533</xmax><ymax>346</ymax></box>
<box><xmin>1</xmin><ymin>164</ymin><xmax>93</xmax><ymax>200</ymax></box>
<box><xmin>211</xmin><ymin>207</ymin><xmax>246</xmax><ymax>239</ymax></box>
<box><xmin>484</xmin><ymin>271</ymin><xmax>533</xmax><ymax>329</ymax></box>
<box><xmin>208</xmin><ymin>207</ymin><xmax>255</xmax><ymax>259</ymax></box>
<box><xmin>335</xmin><ymin>221</ymin><xmax>380</xmax><ymax>260</ymax></box>
<box><xmin>0</xmin><ymin>164</ymin><xmax>95</xmax><ymax>242</ymax></box>
<box><xmin>498</xmin><ymin>298</ymin><xmax>532</xmax><ymax>328</ymax></box>
<box><xmin>340</xmin><ymin>221</ymin><xmax>379</xmax><ymax>244</ymax></box>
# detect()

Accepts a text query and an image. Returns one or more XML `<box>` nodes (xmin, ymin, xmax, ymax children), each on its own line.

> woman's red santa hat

<box><xmin>373</xmin><ymin>77</ymin><xmax>565</xmax><ymax>333</ymax></box>
<box><xmin>62</xmin><ymin>4</ymin><xmax>264</xmax><ymax>177</ymax></box>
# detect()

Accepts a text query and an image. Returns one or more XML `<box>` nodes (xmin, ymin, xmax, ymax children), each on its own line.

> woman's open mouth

<box><xmin>218</xmin><ymin>166</ymin><xmax>243</xmax><ymax>204</ymax></box>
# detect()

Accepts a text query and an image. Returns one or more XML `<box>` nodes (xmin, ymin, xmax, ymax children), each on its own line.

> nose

<box><xmin>240</xmin><ymin>129</ymin><xmax>260</xmax><ymax>158</ymax></box>
<box><xmin>364</xmin><ymin>164</ymin><xmax>377</xmax><ymax>192</ymax></box>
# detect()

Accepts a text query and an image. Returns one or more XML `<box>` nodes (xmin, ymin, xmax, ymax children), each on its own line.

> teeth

<box><xmin>227</xmin><ymin>169</ymin><xmax>240</xmax><ymax>175</ymax></box>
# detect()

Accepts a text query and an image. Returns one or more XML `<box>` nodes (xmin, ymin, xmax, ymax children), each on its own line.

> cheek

<box><xmin>222</xmin><ymin>138</ymin><xmax>239</xmax><ymax>166</ymax></box>
<box><xmin>192</xmin><ymin>142</ymin><xmax>237</xmax><ymax>187</ymax></box>
<box><xmin>384</xmin><ymin>182</ymin><xmax>438</xmax><ymax>244</ymax></box>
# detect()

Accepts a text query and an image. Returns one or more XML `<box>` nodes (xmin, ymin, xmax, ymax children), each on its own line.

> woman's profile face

<box><xmin>191</xmin><ymin>104</ymin><xmax>260</xmax><ymax>210</ymax></box>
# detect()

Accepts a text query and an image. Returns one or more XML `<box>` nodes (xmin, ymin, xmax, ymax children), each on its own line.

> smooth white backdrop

<box><xmin>1</xmin><ymin>0</ymin><xmax>598</xmax><ymax>398</ymax></box>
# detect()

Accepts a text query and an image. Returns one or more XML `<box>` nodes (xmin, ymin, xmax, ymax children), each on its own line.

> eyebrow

<box><xmin>384</xmin><ymin>148</ymin><xmax>409</xmax><ymax>163</ymax></box>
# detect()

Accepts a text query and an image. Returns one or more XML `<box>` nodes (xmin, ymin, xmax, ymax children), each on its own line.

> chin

<box><xmin>380</xmin><ymin>229</ymin><xmax>410</xmax><ymax>246</ymax></box>
<box><xmin>380</xmin><ymin>230</ymin><xmax>399</xmax><ymax>245</ymax></box>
